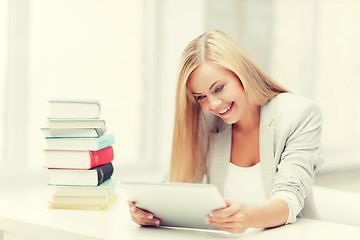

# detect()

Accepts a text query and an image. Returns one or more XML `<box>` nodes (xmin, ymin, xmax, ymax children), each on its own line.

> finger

<box><xmin>127</xmin><ymin>200</ymin><xmax>154</xmax><ymax>219</ymax></box>
<box><xmin>210</xmin><ymin>202</ymin><xmax>243</xmax><ymax>219</ymax></box>
<box><xmin>209</xmin><ymin>212</ymin><xmax>247</xmax><ymax>224</ymax></box>
<box><xmin>131</xmin><ymin>213</ymin><xmax>161</xmax><ymax>226</ymax></box>
<box><xmin>129</xmin><ymin>209</ymin><xmax>161</xmax><ymax>226</ymax></box>
<box><xmin>130</xmin><ymin>206</ymin><xmax>155</xmax><ymax>220</ymax></box>
<box><xmin>224</xmin><ymin>198</ymin><xmax>232</xmax><ymax>207</ymax></box>
<box><xmin>127</xmin><ymin>200</ymin><xmax>136</xmax><ymax>211</ymax></box>
<box><xmin>127</xmin><ymin>200</ymin><xmax>161</xmax><ymax>226</ymax></box>
<box><xmin>209</xmin><ymin>219</ymin><xmax>242</xmax><ymax>228</ymax></box>
<box><xmin>210</xmin><ymin>199</ymin><xmax>234</xmax><ymax>215</ymax></box>
<box><xmin>208</xmin><ymin>219</ymin><xmax>247</xmax><ymax>233</ymax></box>
<box><xmin>133</xmin><ymin>216</ymin><xmax>160</xmax><ymax>226</ymax></box>
<box><xmin>209</xmin><ymin>213</ymin><xmax>243</xmax><ymax>224</ymax></box>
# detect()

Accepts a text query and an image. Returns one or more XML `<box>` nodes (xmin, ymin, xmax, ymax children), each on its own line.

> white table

<box><xmin>1</xmin><ymin>171</ymin><xmax>360</xmax><ymax>240</ymax></box>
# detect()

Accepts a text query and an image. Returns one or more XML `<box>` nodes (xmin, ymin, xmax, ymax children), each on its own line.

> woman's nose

<box><xmin>208</xmin><ymin>96</ymin><xmax>222</xmax><ymax>110</ymax></box>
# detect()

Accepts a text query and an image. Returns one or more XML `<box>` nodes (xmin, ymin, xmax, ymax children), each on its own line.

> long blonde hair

<box><xmin>169</xmin><ymin>30</ymin><xmax>287</xmax><ymax>183</ymax></box>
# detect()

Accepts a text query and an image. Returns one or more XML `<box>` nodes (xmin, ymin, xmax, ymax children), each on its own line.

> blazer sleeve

<box><xmin>270</xmin><ymin>101</ymin><xmax>322</xmax><ymax>224</ymax></box>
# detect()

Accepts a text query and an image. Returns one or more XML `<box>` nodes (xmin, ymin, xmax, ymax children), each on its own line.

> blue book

<box><xmin>45</xmin><ymin>134</ymin><xmax>114</xmax><ymax>151</ymax></box>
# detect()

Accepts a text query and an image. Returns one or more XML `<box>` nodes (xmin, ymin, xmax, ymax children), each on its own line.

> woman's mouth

<box><xmin>219</xmin><ymin>102</ymin><xmax>234</xmax><ymax>116</ymax></box>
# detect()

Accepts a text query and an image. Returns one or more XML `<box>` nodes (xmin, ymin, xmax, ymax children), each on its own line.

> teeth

<box><xmin>219</xmin><ymin>104</ymin><xmax>232</xmax><ymax>114</ymax></box>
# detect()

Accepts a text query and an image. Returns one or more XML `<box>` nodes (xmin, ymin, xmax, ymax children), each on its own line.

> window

<box><xmin>0</xmin><ymin>0</ymin><xmax>8</xmax><ymax>166</ymax></box>
<box><xmin>27</xmin><ymin>0</ymin><xmax>145</xmax><ymax>169</ymax></box>
<box><xmin>3</xmin><ymin>0</ymin><xmax>358</xmax><ymax>176</ymax></box>
<box><xmin>207</xmin><ymin>0</ymin><xmax>360</xmax><ymax>171</ymax></box>
<box><xmin>270</xmin><ymin>0</ymin><xmax>360</xmax><ymax>171</ymax></box>
<box><xmin>1</xmin><ymin>0</ymin><xmax>207</xmax><ymax>178</ymax></box>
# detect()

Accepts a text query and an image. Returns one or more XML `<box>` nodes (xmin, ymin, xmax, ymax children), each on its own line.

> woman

<box><xmin>128</xmin><ymin>30</ymin><xmax>323</xmax><ymax>233</ymax></box>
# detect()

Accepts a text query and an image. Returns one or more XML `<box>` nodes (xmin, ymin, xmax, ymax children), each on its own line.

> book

<box><xmin>45</xmin><ymin>133</ymin><xmax>114</xmax><ymax>151</ymax></box>
<box><xmin>52</xmin><ymin>194</ymin><xmax>112</xmax><ymax>204</ymax></box>
<box><xmin>41</xmin><ymin>127</ymin><xmax>106</xmax><ymax>138</ymax></box>
<box><xmin>54</xmin><ymin>178</ymin><xmax>116</xmax><ymax>195</ymax></box>
<box><xmin>49</xmin><ymin>162</ymin><xmax>114</xmax><ymax>186</ymax></box>
<box><xmin>49</xmin><ymin>193</ymin><xmax>118</xmax><ymax>210</ymax></box>
<box><xmin>45</xmin><ymin>146</ymin><xmax>114</xmax><ymax>169</ymax></box>
<box><xmin>47</xmin><ymin>119</ymin><xmax>106</xmax><ymax>128</ymax></box>
<box><xmin>48</xmin><ymin>99</ymin><xmax>101</xmax><ymax>119</ymax></box>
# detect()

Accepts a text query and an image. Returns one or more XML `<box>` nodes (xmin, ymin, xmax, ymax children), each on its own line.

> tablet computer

<box><xmin>120</xmin><ymin>181</ymin><xmax>226</xmax><ymax>230</ymax></box>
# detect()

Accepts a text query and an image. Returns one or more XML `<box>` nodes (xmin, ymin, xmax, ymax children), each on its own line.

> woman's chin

<box><xmin>221</xmin><ymin>117</ymin><xmax>236</xmax><ymax>125</ymax></box>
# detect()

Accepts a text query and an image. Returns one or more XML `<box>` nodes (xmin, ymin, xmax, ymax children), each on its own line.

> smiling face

<box><xmin>188</xmin><ymin>62</ymin><xmax>250</xmax><ymax>125</ymax></box>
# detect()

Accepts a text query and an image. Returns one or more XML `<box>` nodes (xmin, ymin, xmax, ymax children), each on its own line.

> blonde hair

<box><xmin>169</xmin><ymin>30</ymin><xmax>287</xmax><ymax>183</ymax></box>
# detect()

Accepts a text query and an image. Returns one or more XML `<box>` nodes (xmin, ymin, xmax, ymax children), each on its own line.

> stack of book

<box><xmin>42</xmin><ymin>99</ymin><xmax>118</xmax><ymax>210</ymax></box>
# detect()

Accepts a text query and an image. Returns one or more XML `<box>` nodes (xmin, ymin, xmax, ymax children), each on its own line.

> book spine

<box><xmin>95</xmin><ymin>162</ymin><xmax>114</xmax><ymax>186</ymax></box>
<box><xmin>94</xmin><ymin>127</ymin><xmax>106</xmax><ymax>137</ymax></box>
<box><xmin>89</xmin><ymin>146</ymin><xmax>114</xmax><ymax>168</ymax></box>
<box><xmin>97</xmin><ymin>134</ymin><xmax>115</xmax><ymax>150</ymax></box>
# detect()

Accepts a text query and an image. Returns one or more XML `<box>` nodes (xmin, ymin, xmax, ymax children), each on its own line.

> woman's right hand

<box><xmin>127</xmin><ymin>200</ymin><xmax>161</xmax><ymax>227</ymax></box>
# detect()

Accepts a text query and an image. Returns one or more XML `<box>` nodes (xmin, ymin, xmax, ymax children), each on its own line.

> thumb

<box><xmin>224</xmin><ymin>198</ymin><xmax>232</xmax><ymax>207</ymax></box>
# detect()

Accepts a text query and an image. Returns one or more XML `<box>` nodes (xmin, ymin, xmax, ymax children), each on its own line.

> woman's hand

<box><xmin>127</xmin><ymin>200</ymin><xmax>161</xmax><ymax>227</ymax></box>
<box><xmin>206</xmin><ymin>199</ymin><xmax>251</xmax><ymax>234</ymax></box>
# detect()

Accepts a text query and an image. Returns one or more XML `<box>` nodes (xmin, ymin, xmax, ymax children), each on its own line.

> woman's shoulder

<box><xmin>274</xmin><ymin>92</ymin><xmax>315</xmax><ymax>106</ymax></box>
<box><xmin>262</xmin><ymin>93</ymin><xmax>321</xmax><ymax>126</ymax></box>
<box><xmin>273</xmin><ymin>92</ymin><xmax>320</xmax><ymax>113</ymax></box>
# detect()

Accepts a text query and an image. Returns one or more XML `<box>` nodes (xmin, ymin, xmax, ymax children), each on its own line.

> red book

<box><xmin>45</xmin><ymin>146</ymin><xmax>114</xmax><ymax>169</ymax></box>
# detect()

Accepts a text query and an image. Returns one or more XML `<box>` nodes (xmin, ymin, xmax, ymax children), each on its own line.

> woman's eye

<box><xmin>215</xmin><ymin>85</ymin><xmax>224</xmax><ymax>92</ymax></box>
<box><xmin>196</xmin><ymin>95</ymin><xmax>206</xmax><ymax>101</ymax></box>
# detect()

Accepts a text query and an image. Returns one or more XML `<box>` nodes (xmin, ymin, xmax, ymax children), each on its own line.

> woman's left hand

<box><xmin>206</xmin><ymin>199</ymin><xmax>251</xmax><ymax>234</ymax></box>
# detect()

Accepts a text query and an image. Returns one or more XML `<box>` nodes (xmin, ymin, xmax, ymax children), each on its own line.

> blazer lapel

<box><xmin>259</xmin><ymin>98</ymin><xmax>276</xmax><ymax>197</ymax></box>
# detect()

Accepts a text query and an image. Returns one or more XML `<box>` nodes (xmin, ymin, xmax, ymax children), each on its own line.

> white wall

<box><xmin>0</xmin><ymin>0</ymin><xmax>9</xmax><ymax>165</ymax></box>
<box><xmin>1</xmin><ymin>0</ymin><xmax>207</xmax><ymax>176</ymax></box>
<box><xmin>1</xmin><ymin>0</ymin><xmax>360</xmax><ymax>176</ymax></box>
<box><xmin>207</xmin><ymin>0</ymin><xmax>360</xmax><ymax>172</ymax></box>
<box><xmin>27</xmin><ymin>0</ymin><xmax>144</xmax><ymax>169</ymax></box>
<box><xmin>150</xmin><ymin>0</ymin><xmax>207</xmax><ymax>173</ymax></box>
<box><xmin>2</xmin><ymin>0</ymin><xmax>30</xmax><ymax>170</ymax></box>
<box><xmin>271</xmin><ymin>0</ymin><xmax>360</xmax><ymax>171</ymax></box>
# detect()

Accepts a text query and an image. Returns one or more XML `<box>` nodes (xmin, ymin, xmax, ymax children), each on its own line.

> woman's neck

<box><xmin>232</xmin><ymin>104</ymin><xmax>260</xmax><ymax>133</ymax></box>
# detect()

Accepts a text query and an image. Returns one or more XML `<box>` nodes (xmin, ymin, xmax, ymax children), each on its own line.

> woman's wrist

<box><xmin>246</xmin><ymin>199</ymin><xmax>288</xmax><ymax>228</ymax></box>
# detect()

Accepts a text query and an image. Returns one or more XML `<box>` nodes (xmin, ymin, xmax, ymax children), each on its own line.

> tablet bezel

<box><xmin>120</xmin><ymin>181</ymin><xmax>226</xmax><ymax>230</ymax></box>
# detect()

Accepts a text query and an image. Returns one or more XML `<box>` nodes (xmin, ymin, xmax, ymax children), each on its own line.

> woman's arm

<box><xmin>247</xmin><ymin>199</ymin><xmax>288</xmax><ymax>227</ymax></box>
<box><xmin>207</xmin><ymin>199</ymin><xmax>288</xmax><ymax>233</ymax></box>
<box><xmin>270</xmin><ymin>100</ymin><xmax>322</xmax><ymax>223</ymax></box>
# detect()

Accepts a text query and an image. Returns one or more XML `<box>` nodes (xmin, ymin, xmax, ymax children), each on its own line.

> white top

<box><xmin>224</xmin><ymin>162</ymin><xmax>268</xmax><ymax>207</ymax></box>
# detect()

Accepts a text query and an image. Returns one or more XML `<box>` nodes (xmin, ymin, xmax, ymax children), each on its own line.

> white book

<box><xmin>47</xmin><ymin>119</ymin><xmax>106</xmax><ymax>128</ymax></box>
<box><xmin>52</xmin><ymin>194</ymin><xmax>111</xmax><ymax>204</ymax></box>
<box><xmin>49</xmin><ymin>194</ymin><xmax>118</xmax><ymax>210</ymax></box>
<box><xmin>41</xmin><ymin>127</ymin><xmax>106</xmax><ymax>138</ymax></box>
<box><xmin>48</xmin><ymin>99</ymin><xmax>101</xmax><ymax>119</ymax></box>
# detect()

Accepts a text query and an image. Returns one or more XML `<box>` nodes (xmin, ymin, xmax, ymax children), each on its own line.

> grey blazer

<box><xmin>205</xmin><ymin>93</ymin><xmax>323</xmax><ymax>224</ymax></box>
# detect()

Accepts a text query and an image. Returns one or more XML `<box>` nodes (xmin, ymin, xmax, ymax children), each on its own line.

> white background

<box><xmin>1</xmin><ymin>0</ymin><xmax>360</xmax><ymax>178</ymax></box>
